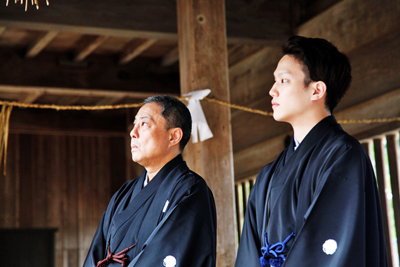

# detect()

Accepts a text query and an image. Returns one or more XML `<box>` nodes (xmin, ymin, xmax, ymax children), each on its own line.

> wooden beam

<box><xmin>0</xmin><ymin>19</ymin><xmax>177</xmax><ymax>40</ymax></box>
<box><xmin>95</xmin><ymin>96</ymin><xmax>126</xmax><ymax>106</ymax></box>
<box><xmin>0</xmin><ymin>49</ymin><xmax>180</xmax><ymax>95</ymax></box>
<box><xmin>8</xmin><ymin>108</ymin><xmax>127</xmax><ymax>137</ymax></box>
<box><xmin>336</xmin><ymin>88</ymin><xmax>400</xmax><ymax>136</ymax></box>
<box><xmin>74</xmin><ymin>36</ymin><xmax>109</xmax><ymax>62</ymax></box>
<box><xmin>26</xmin><ymin>30</ymin><xmax>59</xmax><ymax>58</ymax></box>
<box><xmin>56</xmin><ymin>95</ymin><xmax>81</xmax><ymax>106</ymax></box>
<box><xmin>19</xmin><ymin>90</ymin><xmax>44</xmax><ymax>103</ymax></box>
<box><xmin>229</xmin><ymin>45</ymin><xmax>281</xmax><ymax>106</ymax></box>
<box><xmin>234</xmin><ymin>133</ymin><xmax>288</xmax><ymax>180</ymax></box>
<box><xmin>0</xmin><ymin>85</ymin><xmax>167</xmax><ymax>101</ymax></box>
<box><xmin>119</xmin><ymin>39</ymin><xmax>158</xmax><ymax>64</ymax></box>
<box><xmin>161</xmin><ymin>47</ymin><xmax>179</xmax><ymax>67</ymax></box>
<box><xmin>177</xmin><ymin>0</ymin><xmax>237</xmax><ymax>265</ymax></box>
<box><xmin>355</xmin><ymin>123</ymin><xmax>400</xmax><ymax>143</ymax></box>
<box><xmin>297</xmin><ymin>0</ymin><xmax>400</xmax><ymax>54</ymax></box>
<box><xmin>297</xmin><ymin>0</ymin><xmax>343</xmax><ymax>26</ymax></box>
<box><xmin>0</xmin><ymin>19</ymin><xmax>279</xmax><ymax>46</ymax></box>
<box><xmin>0</xmin><ymin>0</ymin><xmax>291</xmax><ymax>45</ymax></box>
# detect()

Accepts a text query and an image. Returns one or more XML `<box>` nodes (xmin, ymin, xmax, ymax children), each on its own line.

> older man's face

<box><xmin>130</xmin><ymin>102</ymin><xmax>172</xmax><ymax>168</ymax></box>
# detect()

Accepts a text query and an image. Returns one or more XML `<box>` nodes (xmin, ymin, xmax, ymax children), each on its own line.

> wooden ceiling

<box><xmin>0</xmin><ymin>0</ymin><xmax>342</xmax><ymax>102</ymax></box>
<box><xmin>1</xmin><ymin>0</ymin><xmax>400</xmax><ymax>173</ymax></box>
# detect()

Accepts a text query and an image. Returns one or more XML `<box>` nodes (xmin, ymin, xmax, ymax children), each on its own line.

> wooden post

<box><xmin>176</xmin><ymin>0</ymin><xmax>237</xmax><ymax>266</ymax></box>
<box><xmin>373</xmin><ymin>138</ymin><xmax>394</xmax><ymax>266</ymax></box>
<box><xmin>386</xmin><ymin>134</ymin><xmax>400</xmax><ymax>264</ymax></box>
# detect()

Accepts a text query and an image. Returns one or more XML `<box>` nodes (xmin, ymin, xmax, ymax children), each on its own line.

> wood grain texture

<box><xmin>0</xmin><ymin>133</ymin><xmax>127</xmax><ymax>267</ymax></box>
<box><xmin>373</xmin><ymin>138</ymin><xmax>394</xmax><ymax>267</ymax></box>
<box><xmin>177</xmin><ymin>0</ymin><xmax>237</xmax><ymax>265</ymax></box>
<box><xmin>386</xmin><ymin>134</ymin><xmax>400</xmax><ymax>260</ymax></box>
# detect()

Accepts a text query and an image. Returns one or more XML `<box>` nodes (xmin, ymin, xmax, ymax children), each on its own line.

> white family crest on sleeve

<box><xmin>163</xmin><ymin>255</ymin><xmax>177</xmax><ymax>267</ymax></box>
<box><xmin>322</xmin><ymin>239</ymin><xmax>337</xmax><ymax>255</ymax></box>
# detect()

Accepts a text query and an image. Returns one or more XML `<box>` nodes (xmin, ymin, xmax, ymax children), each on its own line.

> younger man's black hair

<box><xmin>283</xmin><ymin>36</ymin><xmax>352</xmax><ymax>112</ymax></box>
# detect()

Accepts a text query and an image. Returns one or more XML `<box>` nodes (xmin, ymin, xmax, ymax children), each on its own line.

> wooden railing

<box><xmin>362</xmin><ymin>132</ymin><xmax>400</xmax><ymax>267</ymax></box>
<box><xmin>234</xmin><ymin>175</ymin><xmax>256</xmax><ymax>243</ymax></box>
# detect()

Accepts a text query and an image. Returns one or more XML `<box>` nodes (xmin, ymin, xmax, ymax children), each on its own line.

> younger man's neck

<box><xmin>292</xmin><ymin>111</ymin><xmax>331</xmax><ymax>144</ymax></box>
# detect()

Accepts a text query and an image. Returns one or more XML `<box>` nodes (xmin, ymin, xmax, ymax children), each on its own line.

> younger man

<box><xmin>235</xmin><ymin>36</ymin><xmax>387</xmax><ymax>267</ymax></box>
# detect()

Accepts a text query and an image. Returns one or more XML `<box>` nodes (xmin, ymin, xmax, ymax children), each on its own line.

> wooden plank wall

<box><xmin>0</xmin><ymin>132</ymin><xmax>127</xmax><ymax>267</ymax></box>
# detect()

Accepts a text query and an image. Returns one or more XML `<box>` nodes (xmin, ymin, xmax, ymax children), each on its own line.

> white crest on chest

<box><xmin>322</xmin><ymin>239</ymin><xmax>337</xmax><ymax>255</ymax></box>
<box><xmin>163</xmin><ymin>255</ymin><xmax>176</xmax><ymax>267</ymax></box>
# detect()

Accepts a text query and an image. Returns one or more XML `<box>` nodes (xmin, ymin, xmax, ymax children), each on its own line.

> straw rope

<box><xmin>0</xmin><ymin>98</ymin><xmax>399</xmax><ymax>123</ymax></box>
<box><xmin>0</xmin><ymin>100</ymin><xmax>143</xmax><ymax>110</ymax></box>
<box><xmin>1</xmin><ymin>97</ymin><xmax>400</xmax><ymax>175</ymax></box>
<box><xmin>0</xmin><ymin>104</ymin><xmax>12</xmax><ymax>175</ymax></box>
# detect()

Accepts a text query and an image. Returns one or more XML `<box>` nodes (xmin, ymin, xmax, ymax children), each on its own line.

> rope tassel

<box><xmin>0</xmin><ymin>104</ymin><xmax>13</xmax><ymax>175</ymax></box>
<box><xmin>97</xmin><ymin>243</ymin><xmax>136</xmax><ymax>267</ymax></box>
<box><xmin>259</xmin><ymin>232</ymin><xmax>295</xmax><ymax>267</ymax></box>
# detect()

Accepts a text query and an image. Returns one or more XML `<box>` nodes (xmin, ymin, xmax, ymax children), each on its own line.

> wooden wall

<box><xmin>0</xmin><ymin>132</ymin><xmax>127</xmax><ymax>267</ymax></box>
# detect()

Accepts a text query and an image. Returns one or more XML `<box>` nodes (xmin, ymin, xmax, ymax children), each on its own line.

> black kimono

<box><xmin>235</xmin><ymin>116</ymin><xmax>388</xmax><ymax>267</ymax></box>
<box><xmin>83</xmin><ymin>155</ymin><xmax>217</xmax><ymax>267</ymax></box>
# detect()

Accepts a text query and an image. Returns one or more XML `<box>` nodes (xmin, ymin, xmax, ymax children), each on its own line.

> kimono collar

<box><xmin>146</xmin><ymin>154</ymin><xmax>184</xmax><ymax>183</ymax></box>
<box><xmin>296</xmin><ymin>115</ymin><xmax>340</xmax><ymax>151</ymax></box>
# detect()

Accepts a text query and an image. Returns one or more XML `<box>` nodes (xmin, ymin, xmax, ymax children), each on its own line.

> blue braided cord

<box><xmin>259</xmin><ymin>232</ymin><xmax>295</xmax><ymax>267</ymax></box>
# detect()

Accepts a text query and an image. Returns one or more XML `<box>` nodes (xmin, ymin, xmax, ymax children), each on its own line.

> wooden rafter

<box><xmin>0</xmin><ymin>19</ymin><xmax>283</xmax><ymax>46</ymax></box>
<box><xmin>0</xmin><ymin>85</ymin><xmax>169</xmax><ymax>102</ymax></box>
<box><xmin>19</xmin><ymin>90</ymin><xmax>44</xmax><ymax>103</ymax></box>
<box><xmin>74</xmin><ymin>35</ymin><xmax>109</xmax><ymax>62</ymax></box>
<box><xmin>26</xmin><ymin>30</ymin><xmax>58</xmax><ymax>58</ymax></box>
<box><xmin>297</xmin><ymin>0</ymin><xmax>400</xmax><ymax>54</ymax></box>
<box><xmin>161</xmin><ymin>47</ymin><xmax>179</xmax><ymax>67</ymax></box>
<box><xmin>95</xmin><ymin>96</ymin><xmax>126</xmax><ymax>106</ymax></box>
<box><xmin>119</xmin><ymin>39</ymin><xmax>158</xmax><ymax>64</ymax></box>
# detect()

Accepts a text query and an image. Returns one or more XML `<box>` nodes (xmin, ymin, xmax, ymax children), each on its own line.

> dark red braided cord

<box><xmin>97</xmin><ymin>243</ymin><xmax>136</xmax><ymax>267</ymax></box>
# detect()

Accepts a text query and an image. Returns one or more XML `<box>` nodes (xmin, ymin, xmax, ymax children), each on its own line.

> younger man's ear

<box><xmin>169</xmin><ymin>128</ymin><xmax>183</xmax><ymax>147</ymax></box>
<box><xmin>310</xmin><ymin>81</ymin><xmax>327</xmax><ymax>101</ymax></box>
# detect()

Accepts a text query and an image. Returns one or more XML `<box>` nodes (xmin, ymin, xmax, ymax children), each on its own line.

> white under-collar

<box><xmin>143</xmin><ymin>173</ymin><xmax>149</xmax><ymax>187</ymax></box>
<box><xmin>294</xmin><ymin>134</ymin><xmax>300</xmax><ymax>151</ymax></box>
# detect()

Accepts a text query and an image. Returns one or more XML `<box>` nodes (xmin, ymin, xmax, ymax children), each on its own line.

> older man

<box><xmin>84</xmin><ymin>95</ymin><xmax>216</xmax><ymax>267</ymax></box>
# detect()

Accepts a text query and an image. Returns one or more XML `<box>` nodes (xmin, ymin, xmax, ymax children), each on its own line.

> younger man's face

<box><xmin>269</xmin><ymin>55</ymin><xmax>314</xmax><ymax>125</ymax></box>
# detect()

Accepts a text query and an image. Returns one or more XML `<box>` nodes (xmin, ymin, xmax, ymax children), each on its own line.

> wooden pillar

<box><xmin>176</xmin><ymin>0</ymin><xmax>237</xmax><ymax>266</ymax></box>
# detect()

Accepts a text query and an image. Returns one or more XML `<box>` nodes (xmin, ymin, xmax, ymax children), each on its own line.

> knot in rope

<box><xmin>259</xmin><ymin>232</ymin><xmax>295</xmax><ymax>267</ymax></box>
<box><xmin>97</xmin><ymin>243</ymin><xmax>136</xmax><ymax>267</ymax></box>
